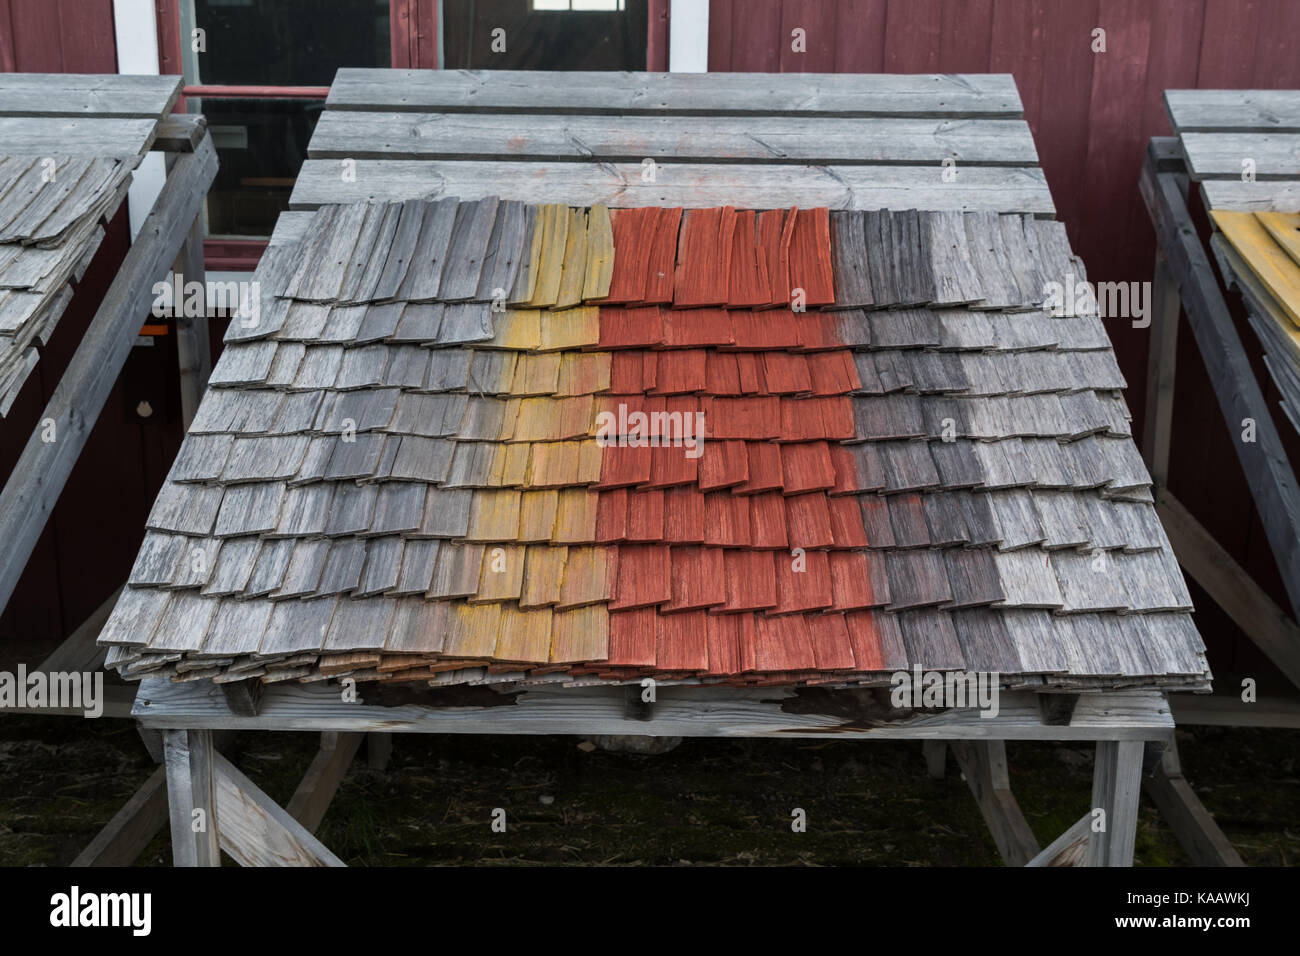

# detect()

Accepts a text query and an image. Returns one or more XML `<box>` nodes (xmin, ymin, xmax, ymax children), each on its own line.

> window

<box><xmin>162</xmin><ymin>0</ymin><xmax>391</xmax><ymax>251</ymax></box>
<box><xmin>442</xmin><ymin>0</ymin><xmax>646</xmax><ymax>71</ymax></box>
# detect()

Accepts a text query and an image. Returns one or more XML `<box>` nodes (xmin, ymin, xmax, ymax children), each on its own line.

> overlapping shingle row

<box><xmin>99</xmin><ymin>198</ymin><xmax>1207</xmax><ymax>691</ymax></box>
<box><xmin>0</xmin><ymin>155</ymin><xmax>133</xmax><ymax>413</ymax></box>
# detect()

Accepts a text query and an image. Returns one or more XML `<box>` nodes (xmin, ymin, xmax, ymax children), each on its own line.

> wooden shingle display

<box><xmin>100</xmin><ymin>195</ymin><xmax>1207</xmax><ymax>693</ymax></box>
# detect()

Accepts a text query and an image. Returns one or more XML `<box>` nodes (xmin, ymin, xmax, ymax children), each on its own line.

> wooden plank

<box><xmin>1025</xmin><ymin>811</ymin><xmax>1091</xmax><ymax>867</ymax></box>
<box><xmin>1258</xmin><ymin>212</ymin><xmax>1300</xmax><ymax>269</ymax></box>
<box><xmin>1143</xmin><ymin>741</ymin><xmax>1245</xmax><ymax>866</ymax></box>
<box><xmin>1201</xmin><ymin>180</ymin><xmax>1300</xmax><ymax>213</ymax></box>
<box><xmin>950</xmin><ymin>740</ymin><xmax>1040</xmax><ymax>866</ymax></box>
<box><xmin>309</xmin><ymin>111</ymin><xmax>1039</xmax><ymax>165</ymax></box>
<box><xmin>1140</xmin><ymin>143</ymin><xmax>1300</xmax><ymax>621</ymax></box>
<box><xmin>1086</xmin><ymin>739</ymin><xmax>1143</xmax><ymax>866</ymax></box>
<box><xmin>325</xmin><ymin>68</ymin><xmax>1024</xmax><ymax>117</ymax></box>
<box><xmin>1181</xmin><ymin>132</ymin><xmax>1300</xmax><ymax>181</ymax></box>
<box><xmin>0</xmin><ymin>133</ymin><xmax>217</xmax><ymax>619</ymax></box>
<box><xmin>133</xmin><ymin>678</ymin><xmax>1174</xmax><ymax>740</ymax></box>
<box><xmin>70</xmin><ymin>766</ymin><xmax>168</xmax><ymax>867</ymax></box>
<box><xmin>1166</xmin><ymin>89</ymin><xmax>1300</xmax><ymax>133</ymax></box>
<box><xmin>1156</xmin><ymin>490</ymin><xmax>1300</xmax><ymax>694</ymax></box>
<box><xmin>169</xmin><ymin>207</ymin><xmax>209</xmax><ymax>429</ymax></box>
<box><xmin>1140</xmin><ymin>250</ymin><xmax>1180</xmax><ymax>487</ymax></box>
<box><xmin>0</xmin><ymin>115</ymin><xmax>157</xmax><ymax>157</ymax></box>
<box><xmin>290</xmin><ymin>159</ymin><xmax>1055</xmax><ymax>215</ymax></box>
<box><xmin>1212</xmin><ymin>209</ymin><xmax>1300</xmax><ymax>326</ymax></box>
<box><xmin>154</xmin><ymin>114</ymin><xmax>207</xmax><ymax>153</ymax></box>
<box><xmin>0</xmin><ymin>73</ymin><xmax>180</xmax><ymax>118</ymax></box>
<box><xmin>286</xmin><ymin>732</ymin><xmax>364</xmax><ymax>833</ymax></box>
<box><xmin>213</xmin><ymin>752</ymin><xmax>346</xmax><ymax>866</ymax></box>
<box><xmin>1169</xmin><ymin>692</ymin><xmax>1300</xmax><ymax>728</ymax></box>
<box><xmin>163</xmin><ymin>729</ymin><xmax>220</xmax><ymax>866</ymax></box>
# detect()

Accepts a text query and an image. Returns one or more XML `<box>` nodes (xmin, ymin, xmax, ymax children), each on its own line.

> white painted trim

<box><xmin>113</xmin><ymin>0</ymin><xmax>167</xmax><ymax>241</ymax></box>
<box><xmin>668</xmin><ymin>0</ymin><xmax>708</xmax><ymax>73</ymax></box>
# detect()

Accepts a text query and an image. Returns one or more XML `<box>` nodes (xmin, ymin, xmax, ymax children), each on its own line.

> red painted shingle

<box><xmin>656</xmin><ymin>609</ymin><xmax>710</xmax><ymax>670</ymax></box>
<box><xmin>705</xmin><ymin>612</ymin><xmax>745</xmax><ymax>674</ymax></box>
<box><xmin>806</xmin><ymin>612</ymin><xmax>856</xmax><ymax>670</ymax></box>
<box><xmin>761</xmin><ymin>351</ymin><xmax>812</xmax><ymax>394</ymax></box>
<box><xmin>828</xmin><ymin>550</ymin><xmax>883</xmax><ymax>610</ymax></box>
<box><xmin>787</xmin><ymin>207</ymin><xmax>835</xmax><ymax>307</ymax></box>
<box><xmin>721</xmin><ymin>549</ymin><xmax>778</xmax><ymax>611</ymax></box>
<box><xmin>779</xmin><ymin>441</ymin><xmax>836</xmax><ymax>495</ymax></box>
<box><xmin>772</xmin><ymin>547</ymin><xmax>832</xmax><ymax>614</ymax></box>
<box><xmin>785</xmin><ymin>492</ymin><xmax>834</xmax><ymax>549</ymax></box>
<box><xmin>645</xmin><ymin>444</ymin><xmax>699</xmax><ymax>489</ymax></box>
<box><xmin>734</xmin><ymin>441</ymin><xmax>784</xmax><ymax>495</ymax></box>
<box><xmin>597</xmin><ymin>441</ymin><xmax>652</xmax><ymax>488</ymax></box>
<box><xmin>727</xmin><ymin>209</ymin><xmax>770</xmax><ymax>309</ymax></box>
<box><xmin>703</xmin><ymin>491</ymin><xmax>751</xmax><ymax>547</ymax></box>
<box><xmin>607</xmin><ymin>607</ymin><xmax>658</xmax><ymax>666</ymax></box>
<box><xmin>598</xmin><ymin>304</ymin><xmax>664</xmax><ymax>348</ymax></box>
<box><xmin>662</xmin><ymin>307</ymin><xmax>733</xmax><ymax>347</ymax></box>
<box><xmin>651</xmin><ymin>349</ymin><xmax>708</xmax><ymax>394</ymax></box>
<box><xmin>674</xmin><ymin>206</ymin><xmax>736</xmax><ymax>308</ymax></box>
<box><xmin>729</xmin><ymin>308</ymin><xmax>801</xmax><ymax>350</ymax></box>
<box><xmin>643</xmin><ymin>207</ymin><xmax>683</xmax><ymax>304</ymax></box>
<box><xmin>605</xmin><ymin>207</ymin><xmax>659</xmax><ymax>304</ymax></box>
<box><xmin>753</xmin><ymin>612</ymin><xmax>816</xmax><ymax>671</ymax></box>
<box><xmin>625</xmin><ymin>488</ymin><xmax>665</xmax><ymax>541</ymax></box>
<box><xmin>697</xmin><ymin>439</ymin><xmax>749</xmax><ymax>491</ymax></box>
<box><xmin>609</xmin><ymin>544</ymin><xmax>672</xmax><ymax>609</ymax></box>
<box><xmin>662</xmin><ymin>485</ymin><xmax>707</xmax><ymax>543</ymax></box>
<box><xmin>663</xmin><ymin>545</ymin><xmax>726</xmax><ymax>612</ymax></box>
<box><xmin>748</xmin><ymin>491</ymin><xmax>789</xmax><ymax>549</ymax></box>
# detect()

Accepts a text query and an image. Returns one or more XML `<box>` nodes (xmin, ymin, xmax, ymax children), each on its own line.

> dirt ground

<box><xmin>0</xmin><ymin>714</ymin><xmax>1296</xmax><ymax>866</ymax></box>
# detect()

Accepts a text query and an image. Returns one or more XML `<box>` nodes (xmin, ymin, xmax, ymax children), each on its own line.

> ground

<box><xmin>0</xmin><ymin>715</ymin><xmax>1296</xmax><ymax>866</ymax></box>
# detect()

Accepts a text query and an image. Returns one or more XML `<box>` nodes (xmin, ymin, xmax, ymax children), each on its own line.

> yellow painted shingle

<box><xmin>538</xmin><ymin>306</ymin><xmax>601</xmax><ymax>352</ymax></box>
<box><xmin>553</xmin><ymin>207</ymin><xmax>590</xmax><ymax>311</ymax></box>
<box><xmin>556</xmin><ymin>351</ymin><xmax>611</xmax><ymax>396</ymax></box>
<box><xmin>550</xmin><ymin>604</ymin><xmax>609</xmax><ymax>663</ymax></box>
<box><xmin>556</xmin><ymin>545</ymin><xmax>617</xmax><ymax>609</ymax></box>
<box><xmin>552</xmin><ymin>488</ymin><xmax>599</xmax><ymax>543</ymax></box>
<box><xmin>465</xmin><ymin>489</ymin><xmax>521</xmax><ymax>541</ymax></box>
<box><xmin>582</xmin><ymin>204</ymin><xmax>614</xmax><ymax>302</ymax></box>
<box><xmin>443</xmin><ymin>601</ymin><xmax>502</xmax><ymax>658</ymax></box>
<box><xmin>500</xmin><ymin>442</ymin><xmax>531</xmax><ymax>486</ymax></box>
<box><xmin>488</xmin><ymin>309</ymin><xmax>542</xmax><ymax>350</ymax></box>
<box><xmin>517</xmin><ymin>490</ymin><xmax>559</xmax><ymax>542</ymax></box>
<box><xmin>527</xmin><ymin>204</ymin><xmax>569</xmax><ymax>308</ymax></box>
<box><xmin>520</xmin><ymin>545</ymin><xmax>568</xmax><ymax>608</ymax></box>
<box><xmin>529</xmin><ymin>440</ymin><xmax>580</xmax><ymax>487</ymax></box>
<box><xmin>495</xmin><ymin>605</ymin><xmax>553</xmax><ymax>662</ymax></box>
<box><xmin>511</xmin><ymin>395</ymin><xmax>595</xmax><ymax>442</ymax></box>
<box><xmin>512</xmin><ymin>352</ymin><xmax>561</xmax><ymax>395</ymax></box>
<box><xmin>473</xmin><ymin>544</ymin><xmax>526</xmax><ymax>602</ymax></box>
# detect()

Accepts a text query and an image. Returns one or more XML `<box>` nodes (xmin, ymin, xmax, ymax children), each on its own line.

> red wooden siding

<box><xmin>707</xmin><ymin>0</ymin><xmax>1300</xmax><ymax>682</ymax></box>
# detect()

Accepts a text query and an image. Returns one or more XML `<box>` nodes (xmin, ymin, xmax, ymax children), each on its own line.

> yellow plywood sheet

<box><xmin>582</xmin><ymin>204</ymin><xmax>614</xmax><ymax>302</ymax></box>
<box><xmin>495</xmin><ymin>604</ymin><xmax>553</xmax><ymax>663</ymax></box>
<box><xmin>520</xmin><ymin>545</ymin><xmax>568</xmax><ymax>607</ymax></box>
<box><xmin>550</xmin><ymin>604</ymin><xmax>609</xmax><ymax>663</ymax></box>
<box><xmin>473</xmin><ymin>544</ymin><xmax>526</xmax><ymax>602</ymax></box>
<box><xmin>1212</xmin><ymin>210</ymin><xmax>1300</xmax><ymax>327</ymax></box>
<box><xmin>552</xmin><ymin>488</ymin><xmax>599</xmax><ymax>543</ymax></box>
<box><xmin>518</xmin><ymin>490</ymin><xmax>559</xmax><ymax>541</ymax></box>
<box><xmin>538</xmin><ymin>305</ymin><xmax>601</xmax><ymax>352</ymax></box>
<box><xmin>442</xmin><ymin>601</ymin><xmax>502</xmax><ymax>658</ymax></box>
<box><xmin>465</xmin><ymin>489</ymin><xmax>521</xmax><ymax>541</ymax></box>
<box><xmin>1257</xmin><ymin>212</ymin><xmax>1300</xmax><ymax>269</ymax></box>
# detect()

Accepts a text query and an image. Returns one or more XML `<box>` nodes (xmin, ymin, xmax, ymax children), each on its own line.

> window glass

<box><xmin>442</xmin><ymin>0</ymin><xmax>647</xmax><ymax>70</ymax></box>
<box><xmin>181</xmin><ymin>0</ymin><xmax>390</xmax><ymax>87</ymax></box>
<box><xmin>190</xmin><ymin>97</ymin><xmax>322</xmax><ymax>238</ymax></box>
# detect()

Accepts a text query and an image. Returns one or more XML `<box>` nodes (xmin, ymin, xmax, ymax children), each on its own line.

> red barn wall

<box><xmin>706</xmin><ymin>0</ymin><xmax>1300</xmax><ymax>685</ymax></box>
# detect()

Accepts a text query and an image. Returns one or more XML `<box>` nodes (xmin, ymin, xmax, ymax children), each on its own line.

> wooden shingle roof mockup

<box><xmin>98</xmin><ymin>198</ymin><xmax>1208</xmax><ymax>691</ymax></box>
<box><xmin>0</xmin><ymin>73</ymin><xmax>181</xmax><ymax>415</ymax></box>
